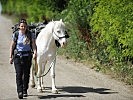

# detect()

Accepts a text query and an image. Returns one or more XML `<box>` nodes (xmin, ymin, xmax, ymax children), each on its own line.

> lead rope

<box><xmin>36</xmin><ymin>48</ymin><xmax>58</xmax><ymax>78</ymax></box>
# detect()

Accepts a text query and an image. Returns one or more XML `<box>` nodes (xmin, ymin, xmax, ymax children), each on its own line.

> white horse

<box><xmin>30</xmin><ymin>19</ymin><xmax>69</xmax><ymax>93</ymax></box>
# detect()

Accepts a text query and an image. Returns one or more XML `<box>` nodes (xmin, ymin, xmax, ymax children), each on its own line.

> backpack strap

<box><xmin>12</xmin><ymin>31</ymin><xmax>19</xmax><ymax>55</ymax></box>
<box><xmin>14</xmin><ymin>31</ymin><xmax>19</xmax><ymax>43</ymax></box>
<box><xmin>13</xmin><ymin>31</ymin><xmax>19</xmax><ymax>51</ymax></box>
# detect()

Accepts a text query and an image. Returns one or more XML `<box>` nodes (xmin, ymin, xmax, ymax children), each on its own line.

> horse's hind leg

<box><xmin>30</xmin><ymin>60</ymin><xmax>36</xmax><ymax>88</ymax></box>
<box><xmin>50</xmin><ymin>58</ymin><xmax>58</xmax><ymax>94</ymax></box>
<box><xmin>30</xmin><ymin>69</ymin><xmax>35</xmax><ymax>88</ymax></box>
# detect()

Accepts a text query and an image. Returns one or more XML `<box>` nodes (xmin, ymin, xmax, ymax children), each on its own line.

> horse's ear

<box><xmin>60</xmin><ymin>19</ymin><xmax>62</xmax><ymax>22</ymax></box>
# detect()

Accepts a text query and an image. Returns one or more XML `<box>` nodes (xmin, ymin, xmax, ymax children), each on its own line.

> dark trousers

<box><xmin>14</xmin><ymin>55</ymin><xmax>32</xmax><ymax>93</ymax></box>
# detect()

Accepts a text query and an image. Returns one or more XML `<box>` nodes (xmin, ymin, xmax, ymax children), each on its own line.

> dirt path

<box><xmin>0</xmin><ymin>15</ymin><xmax>133</xmax><ymax>100</ymax></box>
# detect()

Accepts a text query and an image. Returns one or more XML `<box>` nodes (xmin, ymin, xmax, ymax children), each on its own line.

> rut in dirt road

<box><xmin>0</xmin><ymin>15</ymin><xmax>133</xmax><ymax>100</ymax></box>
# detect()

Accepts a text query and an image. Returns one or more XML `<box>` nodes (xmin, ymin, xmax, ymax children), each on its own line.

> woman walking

<box><xmin>9</xmin><ymin>19</ymin><xmax>37</xmax><ymax>99</ymax></box>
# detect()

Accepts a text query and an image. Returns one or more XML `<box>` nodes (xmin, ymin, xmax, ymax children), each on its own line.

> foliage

<box><xmin>58</xmin><ymin>0</ymin><xmax>92</xmax><ymax>60</ymax></box>
<box><xmin>1</xmin><ymin>0</ymin><xmax>60</xmax><ymax>22</ymax></box>
<box><xmin>90</xmin><ymin>0</ymin><xmax>133</xmax><ymax>84</ymax></box>
<box><xmin>90</xmin><ymin>0</ymin><xmax>133</xmax><ymax>63</ymax></box>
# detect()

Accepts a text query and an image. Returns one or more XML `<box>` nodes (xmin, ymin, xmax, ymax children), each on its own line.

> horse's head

<box><xmin>52</xmin><ymin>19</ymin><xmax>69</xmax><ymax>47</ymax></box>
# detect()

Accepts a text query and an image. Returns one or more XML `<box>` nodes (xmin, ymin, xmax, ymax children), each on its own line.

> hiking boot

<box><xmin>23</xmin><ymin>91</ymin><xmax>28</xmax><ymax>97</ymax></box>
<box><xmin>18</xmin><ymin>92</ymin><xmax>23</xmax><ymax>99</ymax></box>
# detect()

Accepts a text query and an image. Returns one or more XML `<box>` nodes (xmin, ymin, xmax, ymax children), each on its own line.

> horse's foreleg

<box><xmin>50</xmin><ymin>58</ymin><xmax>58</xmax><ymax>94</ymax></box>
<box><xmin>37</xmin><ymin>61</ymin><xmax>46</xmax><ymax>92</ymax></box>
<box><xmin>40</xmin><ymin>64</ymin><xmax>45</xmax><ymax>90</ymax></box>
<box><xmin>41</xmin><ymin>77</ymin><xmax>45</xmax><ymax>90</ymax></box>
<box><xmin>37</xmin><ymin>77</ymin><xmax>42</xmax><ymax>92</ymax></box>
<box><xmin>37</xmin><ymin>63</ymin><xmax>43</xmax><ymax>92</ymax></box>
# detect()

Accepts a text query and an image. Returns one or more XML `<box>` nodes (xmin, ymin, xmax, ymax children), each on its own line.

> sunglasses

<box><xmin>19</xmin><ymin>19</ymin><xmax>27</xmax><ymax>24</ymax></box>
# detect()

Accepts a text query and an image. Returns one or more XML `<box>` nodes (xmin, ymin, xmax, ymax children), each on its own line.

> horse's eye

<box><xmin>57</xmin><ymin>30</ymin><xmax>60</xmax><ymax>33</ymax></box>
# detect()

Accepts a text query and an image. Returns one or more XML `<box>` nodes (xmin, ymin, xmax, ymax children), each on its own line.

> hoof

<box><xmin>37</xmin><ymin>89</ymin><xmax>43</xmax><ymax>93</ymax></box>
<box><xmin>52</xmin><ymin>89</ymin><xmax>58</xmax><ymax>94</ymax></box>
<box><xmin>41</xmin><ymin>87</ymin><xmax>45</xmax><ymax>90</ymax></box>
<box><xmin>30</xmin><ymin>80</ymin><xmax>35</xmax><ymax>88</ymax></box>
<box><xmin>30</xmin><ymin>84</ymin><xmax>35</xmax><ymax>88</ymax></box>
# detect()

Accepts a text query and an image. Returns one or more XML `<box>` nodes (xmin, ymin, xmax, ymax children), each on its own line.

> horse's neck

<box><xmin>37</xmin><ymin>23</ymin><xmax>56</xmax><ymax>49</ymax></box>
<box><xmin>47</xmin><ymin>34</ymin><xmax>56</xmax><ymax>48</ymax></box>
<box><xmin>44</xmin><ymin>22</ymin><xmax>55</xmax><ymax>41</ymax></box>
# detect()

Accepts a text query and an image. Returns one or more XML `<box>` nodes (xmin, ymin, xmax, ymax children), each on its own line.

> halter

<box><xmin>52</xmin><ymin>21</ymin><xmax>69</xmax><ymax>40</ymax></box>
<box><xmin>53</xmin><ymin>31</ymin><xmax>69</xmax><ymax>40</ymax></box>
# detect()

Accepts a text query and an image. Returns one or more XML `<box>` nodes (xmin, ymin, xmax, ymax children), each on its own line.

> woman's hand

<box><xmin>9</xmin><ymin>57</ymin><xmax>13</xmax><ymax>64</ymax></box>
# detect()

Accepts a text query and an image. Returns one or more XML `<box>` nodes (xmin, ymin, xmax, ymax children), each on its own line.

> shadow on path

<box><xmin>35</xmin><ymin>86</ymin><xmax>118</xmax><ymax>99</ymax></box>
<box><xmin>58</xmin><ymin>86</ymin><xmax>118</xmax><ymax>94</ymax></box>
